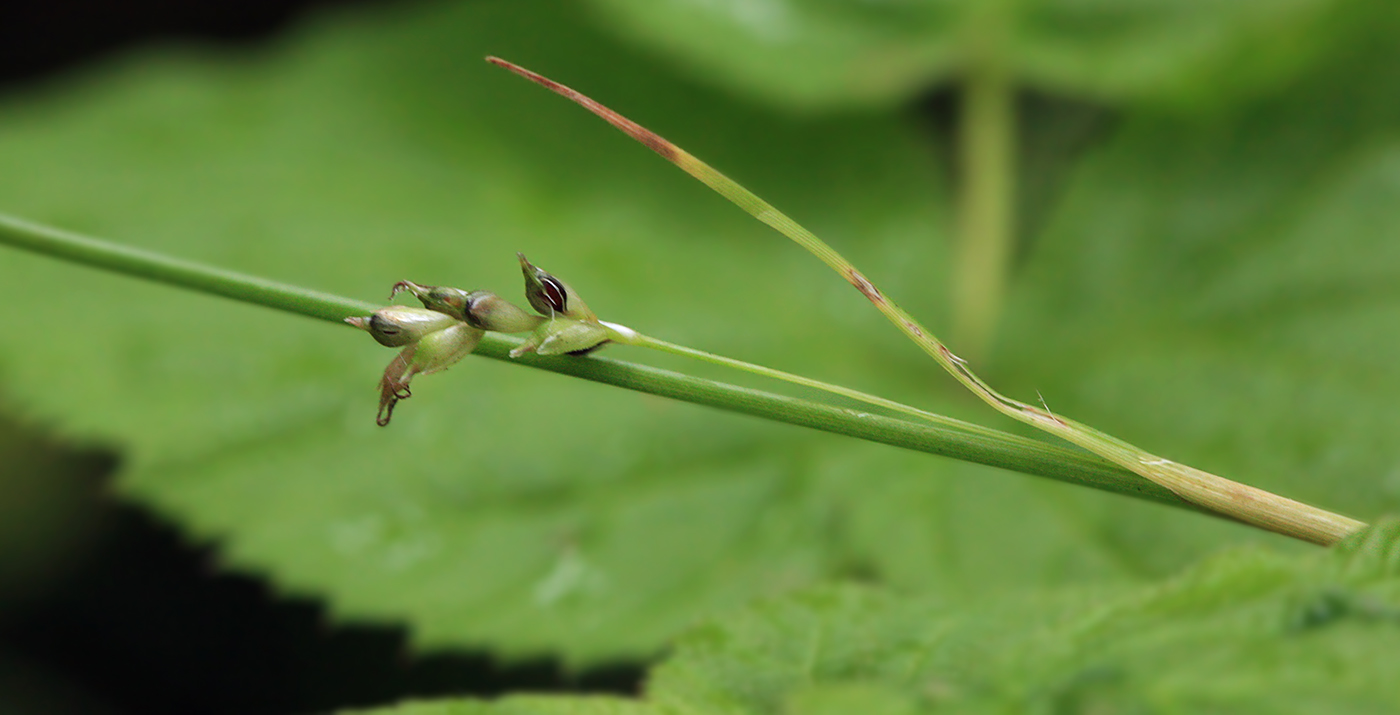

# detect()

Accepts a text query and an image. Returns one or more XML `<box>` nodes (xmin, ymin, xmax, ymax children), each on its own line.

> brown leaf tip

<box><xmin>846</xmin><ymin>269</ymin><xmax>883</xmax><ymax>303</ymax></box>
<box><xmin>487</xmin><ymin>56</ymin><xmax>567</xmax><ymax>96</ymax></box>
<box><xmin>486</xmin><ymin>56</ymin><xmax>679</xmax><ymax>163</ymax></box>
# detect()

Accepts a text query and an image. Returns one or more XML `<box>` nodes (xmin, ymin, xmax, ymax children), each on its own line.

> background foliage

<box><xmin>1</xmin><ymin>0</ymin><xmax>1398</xmax><ymax>712</ymax></box>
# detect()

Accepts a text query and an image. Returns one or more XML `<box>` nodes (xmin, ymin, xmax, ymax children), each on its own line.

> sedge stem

<box><xmin>0</xmin><ymin>210</ymin><xmax>1198</xmax><ymax>512</ymax></box>
<box><xmin>613</xmin><ymin>326</ymin><xmax>1003</xmax><ymax>440</ymax></box>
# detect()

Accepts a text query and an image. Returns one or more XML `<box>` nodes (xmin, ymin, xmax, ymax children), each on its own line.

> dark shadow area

<box><xmin>0</xmin><ymin>0</ymin><xmax>377</xmax><ymax>88</ymax></box>
<box><xmin>2</xmin><ymin>497</ymin><xmax>639</xmax><ymax>715</ymax></box>
<box><xmin>916</xmin><ymin>87</ymin><xmax>1115</xmax><ymax>266</ymax></box>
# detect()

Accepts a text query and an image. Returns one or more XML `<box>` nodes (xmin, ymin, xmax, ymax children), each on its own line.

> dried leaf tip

<box><xmin>485</xmin><ymin>57</ymin><xmax>680</xmax><ymax>162</ymax></box>
<box><xmin>377</xmin><ymin>349</ymin><xmax>414</xmax><ymax>426</ymax></box>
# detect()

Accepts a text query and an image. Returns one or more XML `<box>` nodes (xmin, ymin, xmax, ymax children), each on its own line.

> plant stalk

<box><xmin>613</xmin><ymin>327</ymin><xmax>999</xmax><ymax>437</ymax></box>
<box><xmin>952</xmin><ymin>60</ymin><xmax>1015</xmax><ymax>360</ymax></box>
<box><xmin>1</xmin><ymin>211</ymin><xmax>1200</xmax><ymax>513</ymax></box>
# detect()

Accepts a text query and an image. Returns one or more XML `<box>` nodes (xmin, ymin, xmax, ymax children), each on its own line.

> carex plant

<box><xmin>353</xmin><ymin>252</ymin><xmax>984</xmax><ymax>436</ymax></box>
<box><xmin>335</xmin><ymin>56</ymin><xmax>1370</xmax><ymax>548</ymax></box>
<box><xmin>0</xmin><ymin>57</ymin><xmax>1370</xmax><ymax>549</ymax></box>
<box><xmin>348</xmin><ymin>253</ymin><xmax>610</xmax><ymax>425</ymax></box>
<box><xmin>481</xmin><ymin>57</ymin><xmax>1366</xmax><ymax>547</ymax></box>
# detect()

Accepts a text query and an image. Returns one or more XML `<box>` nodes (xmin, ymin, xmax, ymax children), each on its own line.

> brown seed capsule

<box><xmin>518</xmin><ymin>253</ymin><xmax>596</xmax><ymax>321</ymax></box>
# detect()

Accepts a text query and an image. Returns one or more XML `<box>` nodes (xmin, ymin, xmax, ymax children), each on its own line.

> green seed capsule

<box><xmin>375</xmin><ymin>323</ymin><xmax>484</xmax><ymax>426</ymax></box>
<box><xmin>463</xmin><ymin>290</ymin><xmax>544</xmax><ymax>333</ymax></box>
<box><xmin>509</xmin><ymin>316</ymin><xmax>609</xmax><ymax>358</ymax></box>
<box><xmin>410</xmin><ymin>323</ymin><xmax>484</xmax><ymax>375</ymax></box>
<box><xmin>346</xmin><ymin>306</ymin><xmax>459</xmax><ymax>347</ymax></box>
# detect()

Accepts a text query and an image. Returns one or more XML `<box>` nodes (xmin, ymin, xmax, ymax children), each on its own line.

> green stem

<box><xmin>502</xmin><ymin>344</ymin><xmax>1186</xmax><ymax>508</ymax></box>
<box><xmin>0</xmin><ymin>213</ymin><xmax>374</xmax><ymax>322</ymax></box>
<box><xmin>615</xmin><ymin>326</ymin><xmax>1001</xmax><ymax>439</ymax></box>
<box><xmin>0</xmin><ymin>211</ymin><xmax>1196</xmax><ymax>513</ymax></box>
<box><xmin>952</xmin><ymin>60</ymin><xmax>1015</xmax><ymax>359</ymax></box>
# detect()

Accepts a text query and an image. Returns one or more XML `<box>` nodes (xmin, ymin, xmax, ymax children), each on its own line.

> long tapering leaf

<box><xmin>486</xmin><ymin>56</ymin><xmax>1366</xmax><ymax>546</ymax></box>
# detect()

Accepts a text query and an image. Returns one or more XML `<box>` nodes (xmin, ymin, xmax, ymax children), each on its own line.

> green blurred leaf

<box><xmin>0</xmin><ymin>0</ymin><xmax>1085</xmax><ymax>665</ymax></box>
<box><xmin>365</xmin><ymin>522</ymin><xmax>1400</xmax><ymax>712</ymax></box>
<box><xmin>648</xmin><ymin>520</ymin><xmax>1400</xmax><ymax>713</ymax></box>
<box><xmin>0</xmin><ymin>0</ymin><xmax>1397</xmax><ymax>669</ymax></box>
<box><xmin>585</xmin><ymin>0</ymin><xmax>1374</xmax><ymax>110</ymax></box>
